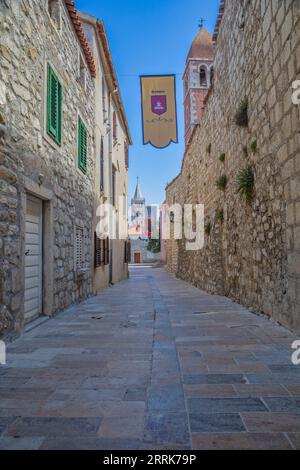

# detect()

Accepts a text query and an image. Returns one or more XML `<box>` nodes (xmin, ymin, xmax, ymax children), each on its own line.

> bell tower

<box><xmin>131</xmin><ymin>177</ymin><xmax>146</xmax><ymax>237</ymax></box>
<box><xmin>183</xmin><ymin>25</ymin><xmax>214</xmax><ymax>146</ymax></box>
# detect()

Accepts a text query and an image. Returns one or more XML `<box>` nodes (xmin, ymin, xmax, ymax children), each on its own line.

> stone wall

<box><xmin>0</xmin><ymin>0</ymin><xmax>96</xmax><ymax>337</ymax></box>
<box><xmin>165</xmin><ymin>179</ymin><xmax>180</xmax><ymax>273</ymax></box>
<box><xmin>166</xmin><ymin>0</ymin><xmax>300</xmax><ymax>332</ymax></box>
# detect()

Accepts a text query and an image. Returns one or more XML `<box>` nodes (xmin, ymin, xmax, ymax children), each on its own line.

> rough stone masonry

<box><xmin>0</xmin><ymin>0</ymin><xmax>95</xmax><ymax>337</ymax></box>
<box><xmin>166</xmin><ymin>0</ymin><xmax>300</xmax><ymax>333</ymax></box>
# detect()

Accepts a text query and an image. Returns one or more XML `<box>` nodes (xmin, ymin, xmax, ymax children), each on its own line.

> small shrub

<box><xmin>207</xmin><ymin>143</ymin><xmax>212</xmax><ymax>155</ymax></box>
<box><xmin>234</xmin><ymin>98</ymin><xmax>248</xmax><ymax>127</ymax></box>
<box><xmin>236</xmin><ymin>165</ymin><xmax>255</xmax><ymax>204</ymax></box>
<box><xmin>216</xmin><ymin>174</ymin><xmax>228</xmax><ymax>191</ymax></box>
<box><xmin>205</xmin><ymin>222</ymin><xmax>212</xmax><ymax>236</ymax></box>
<box><xmin>219</xmin><ymin>153</ymin><xmax>226</xmax><ymax>163</ymax></box>
<box><xmin>250</xmin><ymin>140</ymin><xmax>257</xmax><ymax>153</ymax></box>
<box><xmin>216</xmin><ymin>209</ymin><xmax>224</xmax><ymax>224</ymax></box>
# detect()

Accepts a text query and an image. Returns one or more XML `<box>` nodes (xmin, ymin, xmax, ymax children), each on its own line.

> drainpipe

<box><xmin>108</xmin><ymin>91</ymin><xmax>113</xmax><ymax>284</ymax></box>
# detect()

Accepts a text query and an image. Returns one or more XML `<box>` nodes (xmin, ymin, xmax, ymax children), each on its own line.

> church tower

<box><xmin>183</xmin><ymin>26</ymin><xmax>214</xmax><ymax>146</ymax></box>
<box><xmin>131</xmin><ymin>177</ymin><xmax>146</xmax><ymax>236</ymax></box>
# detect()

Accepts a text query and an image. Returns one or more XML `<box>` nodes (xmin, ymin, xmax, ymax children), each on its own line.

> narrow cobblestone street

<box><xmin>0</xmin><ymin>268</ymin><xmax>300</xmax><ymax>450</ymax></box>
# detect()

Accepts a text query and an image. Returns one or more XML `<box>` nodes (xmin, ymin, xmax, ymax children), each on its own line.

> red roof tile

<box><xmin>64</xmin><ymin>0</ymin><xmax>96</xmax><ymax>78</ymax></box>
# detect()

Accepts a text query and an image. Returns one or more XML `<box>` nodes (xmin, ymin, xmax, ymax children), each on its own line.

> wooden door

<box><xmin>24</xmin><ymin>195</ymin><xmax>43</xmax><ymax>323</ymax></box>
<box><xmin>134</xmin><ymin>253</ymin><xmax>141</xmax><ymax>264</ymax></box>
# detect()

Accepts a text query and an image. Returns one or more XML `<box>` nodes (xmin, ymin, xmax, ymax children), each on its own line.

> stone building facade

<box><xmin>79</xmin><ymin>13</ymin><xmax>131</xmax><ymax>289</ymax></box>
<box><xmin>0</xmin><ymin>0</ymin><xmax>131</xmax><ymax>338</ymax></box>
<box><xmin>166</xmin><ymin>0</ymin><xmax>300</xmax><ymax>332</ymax></box>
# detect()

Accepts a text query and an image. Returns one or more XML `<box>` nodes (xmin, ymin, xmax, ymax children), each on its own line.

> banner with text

<box><xmin>140</xmin><ymin>75</ymin><xmax>178</xmax><ymax>149</ymax></box>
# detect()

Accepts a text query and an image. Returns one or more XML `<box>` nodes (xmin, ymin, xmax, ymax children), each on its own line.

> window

<box><xmin>75</xmin><ymin>226</ymin><xmax>84</xmax><ymax>270</ymax></box>
<box><xmin>184</xmin><ymin>79</ymin><xmax>188</xmax><ymax>95</ymax></box>
<box><xmin>112</xmin><ymin>166</ymin><xmax>116</xmax><ymax>206</ymax></box>
<box><xmin>78</xmin><ymin>117</ymin><xmax>88</xmax><ymax>173</ymax></box>
<box><xmin>113</xmin><ymin>111</ymin><xmax>117</xmax><ymax>140</ymax></box>
<box><xmin>124</xmin><ymin>141</ymin><xmax>129</xmax><ymax>170</ymax></box>
<box><xmin>100</xmin><ymin>136</ymin><xmax>104</xmax><ymax>192</ymax></box>
<box><xmin>102</xmin><ymin>77</ymin><xmax>107</xmax><ymax>116</ymax></box>
<box><xmin>210</xmin><ymin>66</ymin><xmax>214</xmax><ymax>85</ymax></box>
<box><xmin>47</xmin><ymin>64</ymin><xmax>62</xmax><ymax>145</ymax></box>
<box><xmin>94</xmin><ymin>233</ymin><xmax>102</xmax><ymax>268</ymax></box>
<box><xmin>79</xmin><ymin>55</ymin><xmax>86</xmax><ymax>90</ymax></box>
<box><xmin>123</xmin><ymin>193</ymin><xmax>127</xmax><ymax>218</ymax></box>
<box><xmin>200</xmin><ymin>66</ymin><xmax>207</xmax><ymax>87</ymax></box>
<box><xmin>48</xmin><ymin>0</ymin><xmax>61</xmax><ymax>29</ymax></box>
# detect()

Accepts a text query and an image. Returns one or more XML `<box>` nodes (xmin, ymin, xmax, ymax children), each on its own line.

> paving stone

<box><xmin>144</xmin><ymin>412</ymin><xmax>190</xmax><ymax>446</ymax></box>
<box><xmin>242</xmin><ymin>413</ymin><xmax>300</xmax><ymax>432</ymax></box>
<box><xmin>189</xmin><ymin>413</ymin><xmax>245</xmax><ymax>433</ymax></box>
<box><xmin>233</xmin><ymin>384</ymin><xmax>290</xmax><ymax>397</ymax></box>
<box><xmin>0</xmin><ymin>417</ymin><xmax>17</xmax><ymax>436</ymax></box>
<box><xmin>97</xmin><ymin>415</ymin><xmax>144</xmax><ymax>439</ymax></box>
<box><xmin>124</xmin><ymin>388</ymin><xmax>147</xmax><ymax>401</ymax></box>
<box><xmin>4</xmin><ymin>417</ymin><xmax>102</xmax><ymax>438</ymax></box>
<box><xmin>285</xmin><ymin>385</ymin><xmax>300</xmax><ymax>396</ymax></box>
<box><xmin>187</xmin><ymin>397</ymin><xmax>267</xmax><ymax>413</ymax></box>
<box><xmin>184</xmin><ymin>384</ymin><xmax>236</xmax><ymax>398</ymax></box>
<box><xmin>263</xmin><ymin>397</ymin><xmax>300</xmax><ymax>414</ymax></box>
<box><xmin>287</xmin><ymin>433</ymin><xmax>300</xmax><ymax>450</ymax></box>
<box><xmin>246</xmin><ymin>372</ymin><xmax>300</xmax><ymax>384</ymax></box>
<box><xmin>191</xmin><ymin>433</ymin><xmax>292</xmax><ymax>450</ymax></box>
<box><xmin>40</xmin><ymin>438</ymin><xmax>141</xmax><ymax>450</ymax></box>
<box><xmin>148</xmin><ymin>385</ymin><xmax>185</xmax><ymax>411</ymax></box>
<box><xmin>183</xmin><ymin>374</ymin><xmax>247</xmax><ymax>385</ymax></box>
<box><xmin>0</xmin><ymin>437</ymin><xmax>45</xmax><ymax>450</ymax></box>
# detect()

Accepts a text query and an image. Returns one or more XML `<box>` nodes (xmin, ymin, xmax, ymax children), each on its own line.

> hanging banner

<box><xmin>140</xmin><ymin>75</ymin><xmax>178</xmax><ymax>149</ymax></box>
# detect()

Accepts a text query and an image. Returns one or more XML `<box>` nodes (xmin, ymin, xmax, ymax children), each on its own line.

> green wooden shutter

<box><xmin>78</xmin><ymin>117</ymin><xmax>87</xmax><ymax>173</ymax></box>
<box><xmin>47</xmin><ymin>65</ymin><xmax>62</xmax><ymax>145</ymax></box>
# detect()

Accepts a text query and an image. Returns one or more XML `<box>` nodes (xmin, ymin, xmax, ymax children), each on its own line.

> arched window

<box><xmin>184</xmin><ymin>80</ymin><xmax>188</xmax><ymax>96</ymax></box>
<box><xmin>199</xmin><ymin>66</ymin><xmax>207</xmax><ymax>87</ymax></box>
<box><xmin>210</xmin><ymin>66</ymin><xmax>214</xmax><ymax>85</ymax></box>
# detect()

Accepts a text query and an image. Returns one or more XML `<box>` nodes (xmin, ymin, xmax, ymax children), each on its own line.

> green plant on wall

<box><xmin>219</xmin><ymin>153</ymin><xmax>226</xmax><ymax>163</ymax></box>
<box><xmin>250</xmin><ymin>140</ymin><xmax>257</xmax><ymax>153</ymax></box>
<box><xmin>148</xmin><ymin>239</ymin><xmax>161</xmax><ymax>254</ymax></box>
<box><xmin>216</xmin><ymin>174</ymin><xmax>228</xmax><ymax>191</ymax></box>
<box><xmin>205</xmin><ymin>221</ymin><xmax>212</xmax><ymax>236</ymax></box>
<box><xmin>234</xmin><ymin>98</ymin><xmax>248</xmax><ymax>127</ymax></box>
<box><xmin>236</xmin><ymin>165</ymin><xmax>255</xmax><ymax>204</ymax></box>
<box><xmin>216</xmin><ymin>209</ymin><xmax>224</xmax><ymax>224</ymax></box>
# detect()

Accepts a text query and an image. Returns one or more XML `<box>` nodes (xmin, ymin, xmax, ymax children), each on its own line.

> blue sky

<box><xmin>77</xmin><ymin>0</ymin><xmax>220</xmax><ymax>205</ymax></box>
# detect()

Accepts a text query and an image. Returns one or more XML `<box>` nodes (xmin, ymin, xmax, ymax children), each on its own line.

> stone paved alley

<box><xmin>0</xmin><ymin>268</ymin><xmax>300</xmax><ymax>450</ymax></box>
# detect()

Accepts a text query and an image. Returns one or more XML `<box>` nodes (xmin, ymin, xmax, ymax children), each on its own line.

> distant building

<box><xmin>129</xmin><ymin>179</ymin><xmax>160</xmax><ymax>264</ymax></box>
